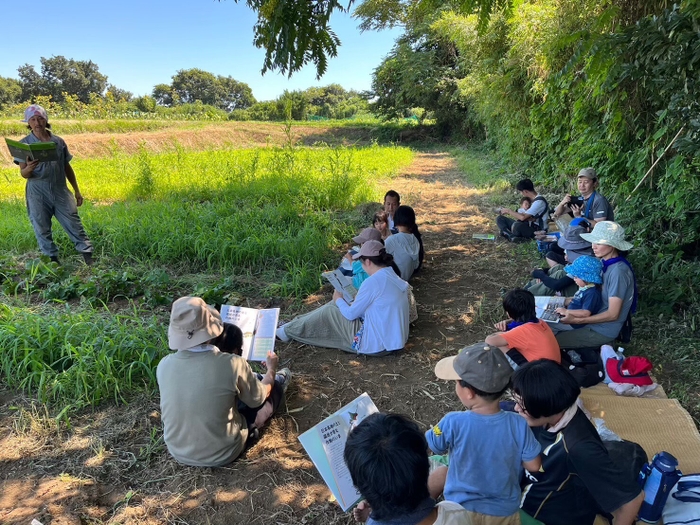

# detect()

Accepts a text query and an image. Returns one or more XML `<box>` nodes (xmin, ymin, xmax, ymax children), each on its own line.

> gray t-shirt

<box><xmin>583</xmin><ymin>192</ymin><xmax>614</xmax><ymax>222</ymax></box>
<box><xmin>592</xmin><ymin>261</ymin><xmax>634</xmax><ymax>338</ymax></box>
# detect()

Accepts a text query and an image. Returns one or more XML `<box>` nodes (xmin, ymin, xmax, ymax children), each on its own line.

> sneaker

<box><xmin>275</xmin><ymin>325</ymin><xmax>290</xmax><ymax>342</ymax></box>
<box><xmin>275</xmin><ymin>368</ymin><xmax>292</xmax><ymax>394</ymax></box>
<box><xmin>49</xmin><ymin>255</ymin><xmax>60</xmax><ymax>264</ymax></box>
<box><xmin>511</xmin><ymin>236</ymin><xmax>530</xmax><ymax>244</ymax></box>
<box><xmin>82</xmin><ymin>252</ymin><xmax>94</xmax><ymax>266</ymax></box>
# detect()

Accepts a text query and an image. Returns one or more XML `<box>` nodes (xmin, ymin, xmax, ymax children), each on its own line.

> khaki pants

<box><xmin>465</xmin><ymin>510</ymin><xmax>521</xmax><ymax>525</ymax></box>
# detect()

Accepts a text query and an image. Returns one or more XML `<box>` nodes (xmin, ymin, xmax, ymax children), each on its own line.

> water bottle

<box><xmin>638</xmin><ymin>451</ymin><xmax>683</xmax><ymax>523</ymax></box>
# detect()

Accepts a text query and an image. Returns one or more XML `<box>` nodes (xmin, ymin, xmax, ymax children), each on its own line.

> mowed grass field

<box><xmin>0</xmin><ymin>120</ymin><xmax>413</xmax><ymax>414</ymax></box>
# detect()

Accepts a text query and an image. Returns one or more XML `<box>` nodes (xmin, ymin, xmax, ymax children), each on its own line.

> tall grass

<box><xmin>0</xmin><ymin>139</ymin><xmax>412</xmax><ymax>414</ymax></box>
<box><xmin>0</xmin><ymin>302</ymin><xmax>166</xmax><ymax>417</ymax></box>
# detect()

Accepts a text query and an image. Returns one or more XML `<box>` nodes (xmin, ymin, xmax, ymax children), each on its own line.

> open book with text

<box><xmin>298</xmin><ymin>393</ymin><xmax>378</xmax><ymax>511</ymax></box>
<box><xmin>535</xmin><ymin>296</ymin><xmax>566</xmax><ymax>323</ymax></box>
<box><xmin>5</xmin><ymin>138</ymin><xmax>58</xmax><ymax>163</ymax></box>
<box><xmin>322</xmin><ymin>269</ymin><xmax>357</xmax><ymax>303</ymax></box>
<box><xmin>219</xmin><ymin>305</ymin><xmax>279</xmax><ymax>361</ymax></box>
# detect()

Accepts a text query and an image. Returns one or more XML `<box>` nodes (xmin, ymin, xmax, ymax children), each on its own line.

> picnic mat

<box><xmin>581</xmin><ymin>386</ymin><xmax>700</xmax><ymax>473</ymax></box>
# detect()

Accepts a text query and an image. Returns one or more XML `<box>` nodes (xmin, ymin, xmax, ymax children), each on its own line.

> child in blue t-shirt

<box><xmin>554</xmin><ymin>255</ymin><xmax>603</xmax><ymax>329</ymax></box>
<box><xmin>426</xmin><ymin>343</ymin><xmax>541</xmax><ymax>522</ymax></box>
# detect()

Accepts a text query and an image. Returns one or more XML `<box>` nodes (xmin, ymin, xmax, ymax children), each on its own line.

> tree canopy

<box><xmin>18</xmin><ymin>56</ymin><xmax>109</xmax><ymax>104</ymax></box>
<box><xmin>153</xmin><ymin>69</ymin><xmax>256</xmax><ymax>112</ymax></box>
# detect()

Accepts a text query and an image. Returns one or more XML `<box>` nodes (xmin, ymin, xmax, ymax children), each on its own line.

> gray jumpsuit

<box><xmin>16</xmin><ymin>132</ymin><xmax>93</xmax><ymax>257</ymax></box>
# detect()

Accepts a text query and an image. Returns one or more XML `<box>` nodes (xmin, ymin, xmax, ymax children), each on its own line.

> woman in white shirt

<box><xmin>276</xmin><ymin>241</ymin><xmax>410</xmax><ymax>356</ymax></box>
<box><xmin>384</xmin><ymin>205</ymin><xmax>424</xmax><ymax>280</ymax></box>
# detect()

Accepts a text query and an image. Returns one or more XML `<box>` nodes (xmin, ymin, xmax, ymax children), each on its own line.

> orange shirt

<box><xmin>501</xmin><ymin>320</ymin><xmax>561</xmax><ymax>363</ymax></box>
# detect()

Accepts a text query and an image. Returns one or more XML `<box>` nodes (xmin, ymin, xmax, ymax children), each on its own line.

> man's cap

<box><xmin>578</xmin><ymin>167</ymin><xmax>598</xmax><ymax>180</ymax></box>
<box><xmin>23</xmin><ymin>104</ymin><xmax>48</xmax><ymax>123</ymax></box>
<box><xmin>434</xmin><ymin>342</ymin><xmax>512</xmax><ymax>393</ymax></box>
<box><xmin>580</xmin><ymin>221</ymin><xmax>634</xmax><ymax>251</ymax></box>
<box><xmin>352</xmin><ymin>239</ymin><xmax>385</xmax><ymax>259</ymax></box>
<box><xmin>168</xmin><ymin>296</ymin><xmax>224</xmax><ymax>351</ymax></box>
<box><xmin>353</xmin><ymin>227</ymin><xmax>382</xmax><ymax>244</ymax></box>
<box><xmin>564</xmin><ymin>255</ymin><xmax>603</xmax><ymax>284</ymax></box>
<box><xmin>605</xmin><ymin>356</ymin><xmax>653</xmax><ymax>386</ymax></box>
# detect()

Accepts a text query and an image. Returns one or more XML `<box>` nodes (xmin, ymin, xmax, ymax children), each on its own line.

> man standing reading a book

<box><xmin>14</xmin><ymin>104</ymin><xmax>94</xmax><ymax>265</ymax></box>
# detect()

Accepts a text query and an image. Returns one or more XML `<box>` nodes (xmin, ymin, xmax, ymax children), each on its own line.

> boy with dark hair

<box><xmin>383</xmin><ymin>190</ymin><xmax>400</xmax><ymax>233</ymax></box>
<box><xmin>497</xmin><ymin>178</ymin><xmax>549</xmax><ymax>241</ymax></box>
<box><xmin>344</xmin><ymin>412</ymin><xmax>471</xmax><ymax>525</ymax></box>
<box><xmin>513</xmin><ymin>359</ymin><xmax>643</xmax><ymax>525</ymax></box>
<box><xmin>426</xmin><ymin>343</ymin><xmax>541</xmax><ymax>523</ymax></box>
<box><xmin>486</xmin><ymin>289</ymin><xmax>560</xmax><ymax>366</ymax></box>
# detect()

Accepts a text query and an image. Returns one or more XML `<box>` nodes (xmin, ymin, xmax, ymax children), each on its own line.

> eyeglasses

<box><xmin>513</xmin><ymin>395</ymin><xmax>529</xmax><ymax>416</ymax></box>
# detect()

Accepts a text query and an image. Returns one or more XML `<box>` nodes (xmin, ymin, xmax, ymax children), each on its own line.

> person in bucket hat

<box><xmin>14</xmin><ymin>104</ymin><xmax>94</xmax><ymax>265</ymax></box>
<box><xmin>552</xmin><ymin>255</ymin><xmax>604</xmax><ymax>330</ymax></box>
<box><xmin>551</xmin><ymin>221</ymin><xmax>638</xmax><ymax>349</ymax></box>
<box><xmin>544</xmin><ymin>217</ymin><xmax>595</xmax><ymax>267</ymax></box>
<box><xmin>157</xmin><ymin>296</ymin><xmax>291</xmax><ymax>467</ymax></box>
<box><xmin>424</xmin><ymin>343</ymin><xmax>541</xmax><ymax>521</ymax></box>
<box><xmin>552</xmin><ymin>167</ymin><xmax>615</xmax><ymax>224</ymax></box>
<box><xmin>277</xmin><ymin>239</ymin><xmax>409</xmax><ymax>355</ymax></box>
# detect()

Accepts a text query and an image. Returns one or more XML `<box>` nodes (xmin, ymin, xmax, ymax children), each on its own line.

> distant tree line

<box><xmin>0</xmin><ymin>57</ymin><xmax>369</xmax><ymax>121</ymax></box>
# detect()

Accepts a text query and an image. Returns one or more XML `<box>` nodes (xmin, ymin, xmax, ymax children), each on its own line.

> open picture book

<box><xmin>322</xmin><ymin>269</ymin><xmax>358</xmax><ymax>303</ymax></box>
<box><xmin>298</xmin><ymin>393</ymin><xmax>378</xmax><ymax>511</ymax></box>
<box><xmin>534</xmin><ymin>295</ymin><xmax>566</xmax><ymax>323</ymax></box>
<box><xmin>5</xmin><ymin>138</ymin><xmax>59</xmax><ymax>163</ymax></box>
<box><xmin>219</xmin><ymin>305</ymin><xmax>280</xmax><ymax>361</ymax></box>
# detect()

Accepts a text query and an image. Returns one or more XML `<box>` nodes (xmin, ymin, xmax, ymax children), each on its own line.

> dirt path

<box><xmin>0</xmin><ymin>151</ymin><xmax>526</xmax><ymax>525</ymax></box>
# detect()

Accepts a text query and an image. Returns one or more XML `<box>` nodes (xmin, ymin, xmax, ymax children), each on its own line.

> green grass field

<box><xmin>0</xmin><ymin>135</ymin><xmax>413</xmax><ymax>414</ymax></box>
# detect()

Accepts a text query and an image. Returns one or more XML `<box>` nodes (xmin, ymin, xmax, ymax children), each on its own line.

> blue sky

<box><xmin>2</xmin><ymin>0</ymin><xmax>402</xmax><ymax>102</ymax></box>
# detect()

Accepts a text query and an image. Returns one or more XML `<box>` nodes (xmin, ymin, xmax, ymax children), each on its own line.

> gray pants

<box><xmin>551</xmin><ymin>324</ymin><xmax>614</xmax><ymax>348</ymax></box>
<box><xmin>283</xmin><ymin>301</ymin><xmax>361</xmax><ymax>352</ymax></box>
<box><xmin>26</xmin><ymin>184</ymin><xmax>92</xmax><ymax>257</ymax></box>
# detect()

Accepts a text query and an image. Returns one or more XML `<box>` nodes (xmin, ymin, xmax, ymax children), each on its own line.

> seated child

<box><xmin>373</xmin><ymin>210</ymin><xmax>392</xmax><ymax>240</ymax></box>
<box><xmin>383</xmin><ymin>190</ymin><xmax>400</xmax><ymax>233</ymax></box>
<box><xmin>344</xmin><ymin>412</ymin><xmax>472</xmax><ymax>525</ymax></box>
<box><xmin>517</xmin><ymin>196</ymin><xmax>532</xmax><ymax>214</ymax></box>
<box><xmin>344</xmin><ymin>227</ymin><xmax>383</xmax><ymax>289</ymax></box>
<box><xmin>213</xmin><ymin>322</ymin><xmax>244</xmax><ymax>355</ymax></box>
<box><xmin>426</xmin><ymin>343</ymin><xmax>541</xmax><ymax>523</ymax></box>
<box><xmin>485</xmin><ymin>289</ymin><xmax>561</xmax><ymax>366</ymax></box>
<box><xmin>553</xmin><ymin>255</ymin><xmax>603</xmax><ymax>330</ymax></box>
<box><xmin>385</xmin><ymin>205</ymin><xmax>424</xmax><ymax>280</ymax></box>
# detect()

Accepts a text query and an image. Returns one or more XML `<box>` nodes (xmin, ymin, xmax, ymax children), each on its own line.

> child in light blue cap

<box><xmin>554</xmin><ymin>255</ymin><xmax>603</xmax><ymax>329</ymax></box>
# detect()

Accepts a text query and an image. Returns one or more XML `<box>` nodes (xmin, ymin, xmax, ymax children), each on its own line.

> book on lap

<box><xmin>219</xmin><ymin>305</ymin><xmax>280</xmax><ymax>361</ymax></box>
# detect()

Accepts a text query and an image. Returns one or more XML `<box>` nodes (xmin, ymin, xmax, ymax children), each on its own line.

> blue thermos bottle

<box><xmin>637</xmin><ymin>451</ymin><xmax>683</xmax><ymax>523</ymax></box>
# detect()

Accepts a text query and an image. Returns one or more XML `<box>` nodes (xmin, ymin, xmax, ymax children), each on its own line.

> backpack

<box><xmin>560</xmin><ymin>346</ymin><xmax>605</xmax><ymax>388</ymax></box>
<box><xmin>529</xmin><ymin>195</ymin><xmax>550</xmax><ymax>231</ymax></box>
<box><xmin>617</xmin><ymin>311</ymin><xmax>633</xmax><ymax>344</ymax></box>
<box><xmin>664</xmin><ymin>474</ymin><xmax>700</xmax><ymax>525</ymax></box>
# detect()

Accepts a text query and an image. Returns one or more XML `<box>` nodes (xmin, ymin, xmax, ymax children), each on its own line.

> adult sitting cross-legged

<box><xmin>496</xmin><ymin>179</ymin><xmax>549</xmax><ymax>242</ymax></box>
<box><xmin>550</xmin><ymin>221</ymin><xmax>637</xmax><ymax>349</ymax></box>
<box><xmin>157</xmin><ymin>297</ymin><xmax>291</xmax><ymax>467</ymax></box>
<box><xmin>552</xmin><ymin>167</ymin><xmax>614</xmax><ymax>225</ymax></box>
